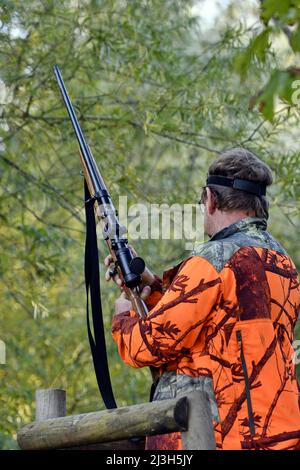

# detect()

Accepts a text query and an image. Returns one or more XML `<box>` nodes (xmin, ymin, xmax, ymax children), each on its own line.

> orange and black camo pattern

<box><xmin>112</xmin><ymin>218</ymin><xmax>300</xmax><ymax>450</ymax></box>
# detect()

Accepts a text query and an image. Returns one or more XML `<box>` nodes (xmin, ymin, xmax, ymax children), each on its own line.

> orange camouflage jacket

<box><xmin>112</xmin><ymin>217</ymin><xmax>300</xmax><ymax>450</ymax></box>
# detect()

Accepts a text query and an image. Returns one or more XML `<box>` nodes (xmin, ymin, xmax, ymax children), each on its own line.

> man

<box><xmin>106</xmin><ymin>148</ymin><xmax>300</xmax><ymax>450</ymax></box>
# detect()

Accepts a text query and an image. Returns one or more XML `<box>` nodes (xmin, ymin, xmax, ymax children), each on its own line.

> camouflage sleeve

<box><xmin>145</xmin><ymin>260</ymin><xmax>185</xmax><ymax>310</ymax></box>
<box><xmin>111</xmin><ymin>256</ymin><xmax>221</xmax><ymax>368</ymax></box>
<box><xmin>144</xmin><ymin>275</ymin><xmax>164</xmax><ymax>310</ymax></box>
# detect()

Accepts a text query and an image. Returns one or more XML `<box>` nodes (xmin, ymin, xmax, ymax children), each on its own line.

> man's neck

<box><xmin>210</xmin><ymin>212</ymin><xmax>252</xmax><ymax>238</ymax></box>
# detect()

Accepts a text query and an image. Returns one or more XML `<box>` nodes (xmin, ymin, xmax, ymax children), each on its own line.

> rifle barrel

<box><xmin>53</xmin><ymin>65</ymin><xmax>106</xmax><ymax>195</ymax></box>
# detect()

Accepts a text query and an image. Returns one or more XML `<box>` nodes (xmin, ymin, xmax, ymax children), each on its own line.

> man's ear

<box><xmin>206</xmin><ymin>187</ymin><xmax>217</xmax><ymax>215</ymax></box>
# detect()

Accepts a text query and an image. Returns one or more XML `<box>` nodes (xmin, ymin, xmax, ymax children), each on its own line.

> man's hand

<box><xmin>115</xmin><ymin>286</ymin><xmax>152</xmax><ymax>315</ymax></box>
<box><xmin>104</xmin><ymin>245</ymin><xmax>155</xmax><ymax>289</ymax></box>
<box><xmin>105</xmin><ymin>245</ymin><xmax>155</xmax><ymax>316</ymax></box>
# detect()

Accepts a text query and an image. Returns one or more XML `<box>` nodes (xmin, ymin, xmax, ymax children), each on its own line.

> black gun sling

<box><xmin>84</xmin><ymin>181</ymin><xmax>117</xmax><ymax>409</ymax></box>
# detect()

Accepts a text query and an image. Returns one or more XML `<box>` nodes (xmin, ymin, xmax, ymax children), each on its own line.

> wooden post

<box><xmin>35</xmin><ymin>389</ymin><xmax>66</xmax><ymax>422</ymax></box>
<box><xmin>181</xmin><ymin>390</ymin><xmax>216</xmax><ymax>450</ymax></box>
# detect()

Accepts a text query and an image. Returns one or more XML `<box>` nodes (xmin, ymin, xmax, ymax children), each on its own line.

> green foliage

<box><xmin>0</xmin><ymin>0</ymin><xmax>299</xmax><ymax>449</ymax></box>
<box><xmin>234</xmin><ymin>0</ymin><xmax>300</xmax><ymax>120</ymax></box>
<box><xmin>235</xmin><ymin>28</ymin><xmax>271</xmax><ymax>80</ymax></box>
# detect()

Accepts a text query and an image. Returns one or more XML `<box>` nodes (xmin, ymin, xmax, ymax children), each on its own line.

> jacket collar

<box><xmin>210</xmin><ymin>217</ymin><xmax>268</xmax><ymax>242</ymax></box>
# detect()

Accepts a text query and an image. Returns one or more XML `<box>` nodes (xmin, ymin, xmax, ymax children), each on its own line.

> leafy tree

<box><xmin>235</xmin><ymin>0</ymin><xmax>300</xmax><ymax>121</ymax></box>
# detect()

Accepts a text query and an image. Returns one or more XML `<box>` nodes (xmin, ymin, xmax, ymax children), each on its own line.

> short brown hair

<box><xmin>201</xmin><ymin>148</ymin><xmax>273</xmax><ymax>219</ymax></box>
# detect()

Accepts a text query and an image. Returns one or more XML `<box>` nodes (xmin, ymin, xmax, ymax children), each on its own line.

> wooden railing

<box><xmin>17</xmin><ymin>388</ymin><xmax>216</xmax><ymax>450</ymax></box>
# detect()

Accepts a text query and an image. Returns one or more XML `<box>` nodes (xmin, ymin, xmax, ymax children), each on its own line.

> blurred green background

<box><xmin>0</xmin><ymin>0</ymin><xmax>299</xmax><ymax>449</ymax></box>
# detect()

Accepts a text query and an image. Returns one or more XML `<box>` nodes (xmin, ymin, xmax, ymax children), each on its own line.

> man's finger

<box><xmin>105</xmin><ymin>267</ymin><xmax>124</xmax><ymax>287</ymax></box>
<box><xmin>109</xmin><ymin>264</ymin><xmax>118</xmax><ymax>277</ymax></box>
<box><xmin>105</xmin><ymin>266</ymin><xmax>117</xmax><ymax>279</ymax></box>
<box><xmin>104</xmin><ymin>254</ymin><xmax>114</xmax><ymax>267</ymax></box>
<box><xmin>140</xmin><ymin>285</ymin><xmax>151</xmax><ymax>300</ymax></box>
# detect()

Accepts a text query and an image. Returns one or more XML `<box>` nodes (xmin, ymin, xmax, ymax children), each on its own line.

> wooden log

<box><xmin>17</xmin><ymin>395</ymin><xmax>188</xmax><ymax>450</ymax></box>
<box><xmin>35</xmin><ymin>389</ymin><xmax>66</xmax><ymax>421</ymax></box>
<box><xmin>181</xmin><ymin>390</ymin><xmax>216</xmax><ymax>450</ymax></box>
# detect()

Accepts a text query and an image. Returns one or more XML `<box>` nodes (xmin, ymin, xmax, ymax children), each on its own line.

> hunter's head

<box><xmin>200</xmin><ymin>148</ymin><xmax>273</xmax><ymax>237</ymax></box>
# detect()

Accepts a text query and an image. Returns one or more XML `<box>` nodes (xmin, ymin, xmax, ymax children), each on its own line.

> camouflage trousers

<box><xmin>153</xmin><ymin>370</ymin><xmax>220</xmax><ymax>424</ymax></box>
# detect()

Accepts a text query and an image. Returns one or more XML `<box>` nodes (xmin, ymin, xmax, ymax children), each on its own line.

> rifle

<box><xmin>53</xmin><ymin>65</ymin><xmax>159</xmax><ymax>408</ymax></box>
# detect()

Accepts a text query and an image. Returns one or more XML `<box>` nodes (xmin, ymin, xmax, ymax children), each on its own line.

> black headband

<box><xmin>206</xmin><ymin>175</ymin><xmax>266</xmax><ymax>196</ymax></box>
